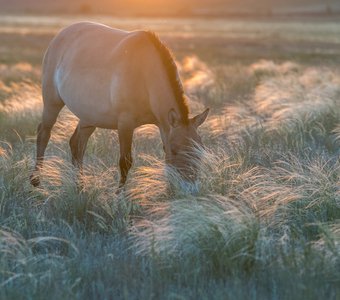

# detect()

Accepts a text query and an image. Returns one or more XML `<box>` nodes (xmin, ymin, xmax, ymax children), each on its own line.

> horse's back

<box><xmin>43</xmin><ymin>22</ymin><xmax>129</xmax><ymax>86</ymax></box>
<box><xmin>45</xmin><ymin>22</ymin><xmax>128</xmax><ymax>59</ymax></box>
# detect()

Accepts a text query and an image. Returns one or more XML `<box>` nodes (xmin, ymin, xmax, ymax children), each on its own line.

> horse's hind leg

<box><xmin>30</xmin><ymin>102</ymin><xmax>64</xmax><ymax>187</ymax></box>
<box><xmin>69</xmin><ymin>122</ymin><xmax>96</xmax><ymax>173</ymax></box>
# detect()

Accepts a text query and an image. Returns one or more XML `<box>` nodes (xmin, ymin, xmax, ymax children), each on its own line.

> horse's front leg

<box><xmin>118</xmin><ymin>118</ymin><xmax>135</xmax><ymax>188</ymax></box>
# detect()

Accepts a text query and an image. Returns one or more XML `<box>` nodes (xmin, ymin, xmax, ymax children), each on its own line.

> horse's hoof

<box><xmin>115</xmin><ymin>188</ymin><xmax>122</xmax><ymax>195</ymax></box>
<box><xmin>116</xmin><ymin>184</ymin><xmax>125</xmax><ymax>195</ymax></box>
<box><xmin>30</xmin><ymin>173</ymin><xmax>40</xmax><ymax>187</ymax></box>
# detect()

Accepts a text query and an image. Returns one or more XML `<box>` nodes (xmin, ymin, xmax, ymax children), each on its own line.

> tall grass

<box><xmin>1</xmin><ymin>22</ymin><xmax>340</xmax><ymax>299</ymax></box>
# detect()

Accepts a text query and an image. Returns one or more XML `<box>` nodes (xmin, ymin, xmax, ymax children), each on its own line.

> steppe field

<box><xmin>0</xmin><ymin>15</ymin><xmax>340</xmax><ymax>299</ymax></box>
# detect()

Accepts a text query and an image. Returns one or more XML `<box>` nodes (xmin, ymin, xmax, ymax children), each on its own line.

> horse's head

<box><xmin>164</xmin><ymin>108</ymin><xmax>209</xmax><ymax>183</ymax></box>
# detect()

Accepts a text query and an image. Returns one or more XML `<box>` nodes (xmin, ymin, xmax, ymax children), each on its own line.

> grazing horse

<box><xmin>30</xmin><ymin>22</ymin><xmax>209</xmax><ymax>188</ymax></box>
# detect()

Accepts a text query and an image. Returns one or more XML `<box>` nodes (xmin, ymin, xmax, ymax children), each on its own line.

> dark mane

<box><xmin>146</xmin><ymin>31</ymin><xmax>189</xmax><ymax>124</ymax></box>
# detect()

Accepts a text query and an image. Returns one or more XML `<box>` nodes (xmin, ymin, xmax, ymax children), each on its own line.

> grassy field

<box><xmin>0</xmin><ymin>15</ymin><xmax>340</xmax><ymax>299</ymax></box>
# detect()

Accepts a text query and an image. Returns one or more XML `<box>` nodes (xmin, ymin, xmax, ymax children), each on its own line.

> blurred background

<box><xmin>1</xmin><ymin>0</ymin><xmax>340</xmax><ymax>17</ymax></box>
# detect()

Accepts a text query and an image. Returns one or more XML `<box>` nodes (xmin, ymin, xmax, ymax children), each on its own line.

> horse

<box><xmin>30</xmin><ymin>22</ymin><xmax>209</xmax><ymax>189</ymax></box>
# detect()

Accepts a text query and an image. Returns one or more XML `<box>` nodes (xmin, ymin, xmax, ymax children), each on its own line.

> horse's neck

<box><xmin>144</xmin><ymin>57</ymin><xmax>181</xmax><ymax>133</ymax></box>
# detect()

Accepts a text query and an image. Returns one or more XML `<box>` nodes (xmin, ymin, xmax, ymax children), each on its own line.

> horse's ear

<box><xmin>168</xmin><ymin>109</ymin><xmax>181</xmax><ymax>128</ymax></box>
<box><xmin>191</xmin><ymin>108</ymin><xmax>209</xmax><ymax>128</ymax></box>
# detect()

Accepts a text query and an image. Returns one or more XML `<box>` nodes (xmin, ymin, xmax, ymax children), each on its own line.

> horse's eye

<box><xmin>171</xmin><ymin>148</ymin><xmax>177</xmax><ymax>156</ymax></box>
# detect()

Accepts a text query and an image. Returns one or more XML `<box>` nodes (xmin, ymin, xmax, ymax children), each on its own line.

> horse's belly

<box><xmin>56</xmin><ymin>71</ymin><xmax>118</xmax><ymax>129</ymax></box>
<box><xmin>66</xmin><ymin>99</ymin><xmax>118</xmax><ymax>129</ymax></box>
